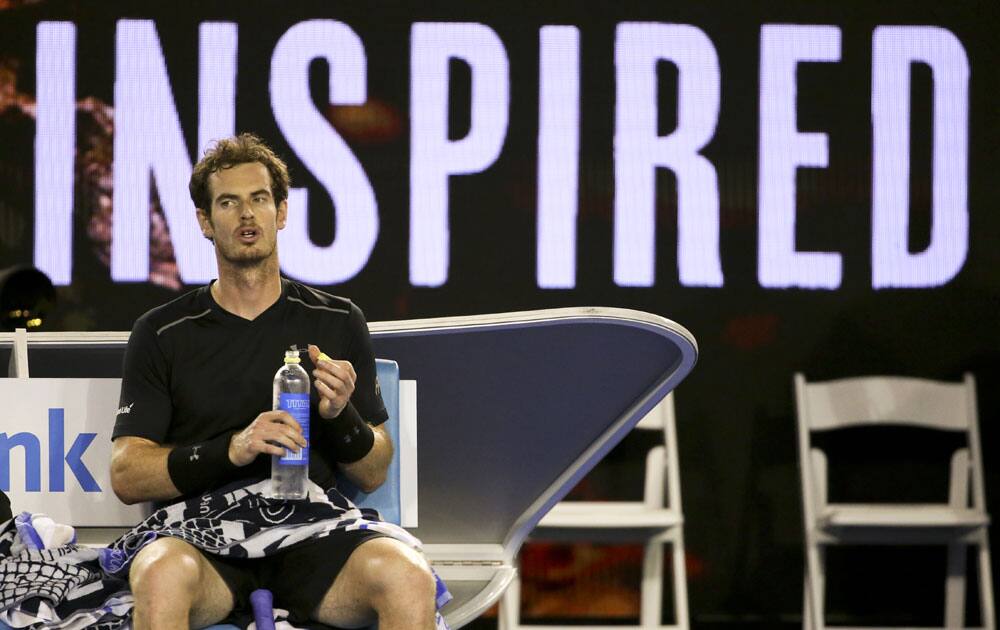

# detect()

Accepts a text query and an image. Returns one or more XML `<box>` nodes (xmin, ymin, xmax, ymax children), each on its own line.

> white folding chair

<box><xmin>795</xmin><ymin>373</ymin><xmax>995</xmax><ymax>630</ymax></box>
<box><xmin>499</xmin><ymin>394</ymin><xmax>689</xmax><ymax>630</ymax></box>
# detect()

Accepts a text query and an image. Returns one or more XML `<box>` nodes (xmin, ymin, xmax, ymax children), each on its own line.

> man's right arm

<box><xmin>111</xmin><ymin>411</ymin><xmax>308</xmax><ymax>505</ymax></box>
<box><xmin>110</xmin><ymin>436</ymin><xmax>180</xmax><ymax>505</ymax></box>
<box><xmin>113</xmin><ymin>317</ymin><xmax>178</xmax><ymax>505</ymax></box>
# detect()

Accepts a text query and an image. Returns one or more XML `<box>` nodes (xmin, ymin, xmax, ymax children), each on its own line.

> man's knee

<box><xmin>360</xmin><ymin>539</ymin><xmax>436</xmax><ymax>606</ymax></box>
<box><xmin>129</xmin><ymin>538</ymin><xmax>234</xmax><ymax>628</ymax></box>
<box><xmin>313</xmin><ymin>538</ymin><xmax>439</xmax><ymax>627</ymax></box>
<box><xmin>130</xmin><ymin>538</ymin><xmax>204</xmax><ymax>598</ymax></box>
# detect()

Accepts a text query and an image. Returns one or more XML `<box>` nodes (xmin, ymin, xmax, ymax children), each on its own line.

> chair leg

<box><xmin>944</xmin><ymin>542</ymin><xmax>967</xmax><ymax>628</ymax></box>
<box><xmin>498</xmin><ymin>568</ymin><xmax>522</xmax><ymax>630</ymax></box>
<box><xmin>802</xmin><ymin>573</ymin><xmax>812</xmax><ymax>630</ymax></box>
<box><xmin>977</xmin><ymin>534</ymin><xmax>996</xmax><ymax>630</ymax></box>
<box><xmin>803</xmin><ymin>543</ymin><xmax>825</xmax><ymax>630</ymax></box>
<box><xmin>641</xmin><ymin>536</ymin><xmax>665</xmax><ymax>628</ymax></box>
<box><xmin>671</xmin><ymin>530</ymin><xmax>690</xmax><ymax>630</ymax></box>
<box><xmin>640</xmin><ymin>529</ymin><xmax>689</xmax><ymax>630</ymax></box>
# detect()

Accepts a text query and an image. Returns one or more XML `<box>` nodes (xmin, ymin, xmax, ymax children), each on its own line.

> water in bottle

<box><xmin>270</xmin><ymin>349</ymin><xmax>310</xmax><ymax>499</ymax></box>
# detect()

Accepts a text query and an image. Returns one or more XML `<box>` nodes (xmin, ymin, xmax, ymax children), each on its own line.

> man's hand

<box><xmin>228</xmin><ymin>411</ymin><xmax>307</xmax><ymax>467</ymax></box>
<box><xmin>308</xmin><ymin>344</ymin><xmax>356</xmax><ymax>419</ymax></box>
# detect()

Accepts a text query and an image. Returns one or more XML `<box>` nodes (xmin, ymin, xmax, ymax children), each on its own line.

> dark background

<box><xmin>1</xmin><ymin>0</ymin><xmax>998</xmax><ymax>626</ymax></box>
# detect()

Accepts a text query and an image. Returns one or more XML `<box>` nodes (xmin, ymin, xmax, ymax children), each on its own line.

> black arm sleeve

<box><xmin>112</xmin><ymin>317</ymin><xmax>173</xmax><ymax>443</ymax></box>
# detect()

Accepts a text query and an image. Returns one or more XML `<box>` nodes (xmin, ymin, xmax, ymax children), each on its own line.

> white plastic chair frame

<box><xmin>498</xmin><ymin>395</ymin><xmax>689</xmax><ymax>630</ymax></box>
<box><xmin>795</xmin><ymin>373</ymin><xmax>995</xmax><ymax>630</ymax></box>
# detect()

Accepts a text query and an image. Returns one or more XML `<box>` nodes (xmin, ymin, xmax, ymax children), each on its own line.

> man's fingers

<box><xmin>312</xmin><ymin>369</ymin><xmax>353</xmax><ymax>395</ymax></box>
<box><xmin>263</xmin><ymin>411</ymin><xmax>304</xmax><ymax>435</ymax></box>
<box><xmin>257</xmin><ymin>432</ymin><xmax>302</xmax><ymax>454</ymax></box>
<box><xmin>314</xmin><ymin>379</ymin><xmax>344</xmax><ymax>403</ymax></box>
<box><xmin>325</xmin><ymin>359</ymin><xmax>356</xmax><ymax>382</ymax></box>
<box><xmin>243</xmin><ymin>413</ymin><xmax>307</xmax><ymax>449</ymax></box>
<box><xmin>307</xmin><ymin>345</ymin><xmax>343</xmax><ymax>373</ymax></box>
<box><xmin>344</xmin><ymin>362</ymin><xmax>357</xmax><ymax>382</ymax></box>
<box><xmin>284</xmin><ymin>427</ymin><xmax>308</xmax><ymax>448</ymax></box>
<box><xmin>313</xmin><ymin>355</ymin><xmax>356</xmax><ymax>382</ymax></box>
<box><xmin>231</xmin><ymin>411</ymin><xmax>309</xmax><ymax>466</ymax></box>
<box><xmin>307</xmin><ymin>344</ymin><xmax>323</xmax><ymax>364</ymax></box>
<box><xmin>256</xmin><ymin>442</ymin><xmax>288</xmax><ymax>458</ymax></box>
<box><xmin>307</xmin><ymin>347</ymin><xmax>358</xmax><ymax>397</ymax></box>
<box><xmin>267</xmin><ymin>413</ymin><xmax>306</xmax><ymax>446</ymax></box>
<box><xmin>315</xmin><ymin>359</ymin><xmax>353</xmax><ymax>380</ymax></box>
<box><xmin>259</xmin><ymin>422</ymin><xmax>307</xmax><ymax>449</ymax></box>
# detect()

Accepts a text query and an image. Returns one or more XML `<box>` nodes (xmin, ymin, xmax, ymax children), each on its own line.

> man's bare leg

<box><xmin>313</xmin><ymin>537</ymin><xmax>437</xmax><ymax>630</ymax></box>
<box><xmin>129</xmin><ymin>537</ymin><xmax>235</xmax><ymax>630</ymax></box>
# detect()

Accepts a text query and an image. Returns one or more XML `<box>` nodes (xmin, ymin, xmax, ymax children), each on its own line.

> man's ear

<box><xmin>277</xmin><ymin>199</ymin><xmax>288</xmax><ymax>230</ymax></box>
<box><xmin>196</xmin><ymin>208</ymin><xmax>215</xmax><ymax>241</ymax></box>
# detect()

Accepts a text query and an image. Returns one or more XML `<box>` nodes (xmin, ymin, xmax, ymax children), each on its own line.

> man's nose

<box><xmin>240</xmin><ymin>202</ymin><xmax>255</xmax><ymax>219</ymax></box>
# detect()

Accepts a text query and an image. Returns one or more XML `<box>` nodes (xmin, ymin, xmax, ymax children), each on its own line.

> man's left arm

<box><xmin>307</xmin><ymin>343</ymin><xmax>392</xmax><ymax>492</ymax></box>
<box><xmin>338</xmin><ymin>423</ymin><xmax>393</xmax><ymax>492</ymax></box>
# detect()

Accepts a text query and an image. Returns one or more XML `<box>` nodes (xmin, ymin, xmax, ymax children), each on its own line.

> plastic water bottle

<box><xmin>270</xmin><ymin>349</ymin><xmax>310</xmax><ymax>499</ymax></box>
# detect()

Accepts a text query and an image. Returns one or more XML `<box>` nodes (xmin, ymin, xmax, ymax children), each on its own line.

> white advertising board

<box><xmin>0</xmin><ymin>378</ymin><xmax>147</xmax><ymax>526</ymax></box>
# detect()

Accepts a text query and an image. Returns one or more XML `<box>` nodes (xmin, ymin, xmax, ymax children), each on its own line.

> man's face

<box><xmin>197</xmin><ymin>162</ymin><xmax>287</xmax><ymax>268</ymax></box>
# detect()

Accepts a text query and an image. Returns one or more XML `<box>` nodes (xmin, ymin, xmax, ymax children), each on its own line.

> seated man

<box><xmin>110</xmin><ymin>133</ymin><xmax>437</xmax><ymax>630</ymax></box>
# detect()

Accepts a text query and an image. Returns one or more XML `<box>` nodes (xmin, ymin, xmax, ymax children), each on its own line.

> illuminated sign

<box><xmin>31</xmin><ymin>20</ymin><xmax>968</xmax><ymax>290</ymax></box>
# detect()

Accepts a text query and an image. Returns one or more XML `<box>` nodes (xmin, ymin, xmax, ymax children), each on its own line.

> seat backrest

<box><xmin>795</xmin><ymin>374</ymin><xmax>974</xmax><ymax>432</ymax></box>
<box><xmin>794</xmin><ymin>372</ymin><xmax>987</xmax><ymax>513</ymax></box>
<box><xmin>337</xmin><ymin>359</ymin><xmax>406</xmax><ymax>525</ymax></box>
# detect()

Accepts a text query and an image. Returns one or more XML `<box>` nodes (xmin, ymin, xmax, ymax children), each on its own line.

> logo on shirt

<box><xmin>190</xmin><ymin>445</ymin><xmax>201</xmax><ymax>462</ymax></box>
<box><xmin>116</xmin><ymin>402</ymin><xmax>134</xmax><ymax>416</ymax></box>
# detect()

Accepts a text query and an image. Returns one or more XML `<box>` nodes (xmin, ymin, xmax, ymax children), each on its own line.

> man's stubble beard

<box><xmin>218</xmin><ymin>238</ymin><xmax>278</xmax><ymax>270</ymax></box>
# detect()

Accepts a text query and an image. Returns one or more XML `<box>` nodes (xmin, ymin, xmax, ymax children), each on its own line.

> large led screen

<box><xmin>1</xmin><ymin>0</ymin><xmax>997</xmax><ymax>624</ymax></box>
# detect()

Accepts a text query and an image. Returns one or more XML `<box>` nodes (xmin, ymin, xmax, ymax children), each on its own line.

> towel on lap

<box><xmin>0</xmin><ymin>480</ymin><xmax>450</xmax><ymax>629</ymax></box>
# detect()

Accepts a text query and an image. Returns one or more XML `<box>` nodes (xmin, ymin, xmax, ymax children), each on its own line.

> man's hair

<box><xmin>189</xmin><ymin>133</ymin><xmax>290</xmax><ymax>214</ymax></box>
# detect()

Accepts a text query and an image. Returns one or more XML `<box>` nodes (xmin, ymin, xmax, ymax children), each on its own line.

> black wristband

<box><xmin>331</xmin><ymin>402</ymin><xmax>375</xmax><ymax>463</ymax></box>
<box><xmin>167</xmin><ymin>431</ymin><xmax>241</xmax><ymax>496</ymax></box>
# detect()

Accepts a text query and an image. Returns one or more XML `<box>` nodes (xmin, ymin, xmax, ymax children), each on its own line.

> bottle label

<box><xmin>278</xmin><ymin>392</ymin><xmax>310</xmax><ymax>466</ymax></box>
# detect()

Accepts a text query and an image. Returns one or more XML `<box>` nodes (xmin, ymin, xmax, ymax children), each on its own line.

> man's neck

<box><xmin>211</xmin><ymin>258</ymin><xmax>282</xmax><ymax>320</ymax></box>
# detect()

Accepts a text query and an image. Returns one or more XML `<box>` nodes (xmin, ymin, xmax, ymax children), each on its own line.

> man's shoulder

<box><xmin>283</xmin><ymin>279</ymin><xmax>356</xmax><ymax>317</ymax></box>
<box><xmin>134</xmin><ymin>286</ymin><xmax>212</xmax><ymax>336</ymax></box>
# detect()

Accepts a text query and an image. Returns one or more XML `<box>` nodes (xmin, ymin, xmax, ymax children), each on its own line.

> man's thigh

<box><xmin>190</xmin><ymin>557</ymin><xmax>237</xmax><ymax>629</ymax></box>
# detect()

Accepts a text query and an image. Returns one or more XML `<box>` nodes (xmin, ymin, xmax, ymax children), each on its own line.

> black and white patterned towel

<box><xmin>0</xmin><ymin>518</ymin><xmax>130</xmax><ymax>629</ymax></box>
<box><xmin>0</xmin><ymin>480</ymin><xmax>451</xmax><ymax>629</ymax></box>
